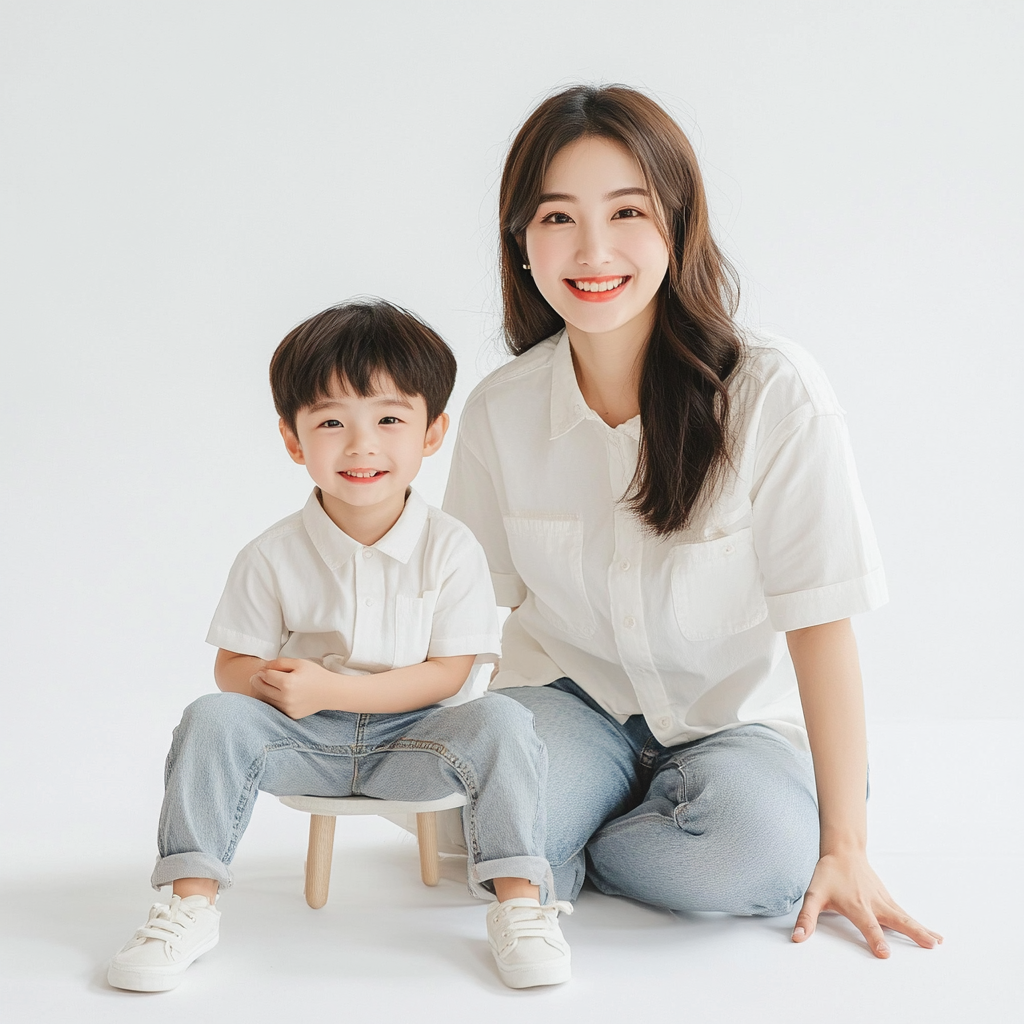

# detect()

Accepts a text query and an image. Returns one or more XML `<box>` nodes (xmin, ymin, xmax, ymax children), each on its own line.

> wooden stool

<box><xmin>277</xmin><ymin>792</ymin><xmax>468</xmax><ymax>909</ymax></box>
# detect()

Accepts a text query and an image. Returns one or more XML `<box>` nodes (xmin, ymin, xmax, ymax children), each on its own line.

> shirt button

<box><xmin>619</xmin><ymin>560</ymin><xmax>630</xmax><ymax>572</ymax></box>
<box><xmin>623</xmin><ymin>615</ymin><xmax>635</xmax><ymax>628</ymax></box>
<box><xmin>722</xmin><ymin>544</ymin><xmax>734</xmax><ymax>555</ymax></box>
<box><xmin>364</xmin><ymin>598</ymin><xmax>374</xmax><ymax>607</ymax></box>
<box><xmin>658</xmin><ymin>716</ymin><xmax>671</xmax><ymax>730</ymax></box>
<box><xmin>362</xmin><ymin>549</ymin><xmax>374</xmax><ymax>559</ymax></box>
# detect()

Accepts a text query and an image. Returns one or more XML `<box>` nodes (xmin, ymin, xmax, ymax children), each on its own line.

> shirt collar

<box><xmin>549</xmin><ymin>330</ymin><xmax>588</xmax><ymax>440</ymax></box>
<box><xmin>301</xmin><ymin>487</ymin><xmax>428</xmax><ymax>569</ymax></box>
<box><xmin>374</xmin><ymin>488</ymin><xmax>428</xmax><ymax>563</ymax></box>
<box><xmin>549</xmin><ymin>330</ymin><xmax>642</xmax><ymax>442</ymax></box>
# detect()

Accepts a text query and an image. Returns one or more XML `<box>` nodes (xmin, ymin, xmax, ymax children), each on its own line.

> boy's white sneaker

<box><xmin>486</xmin><ymin>897</ymin><xmax>573</xmax><ymax>989</ymax></box>
<box><xmin>107</xmin><ymin>894</ymin><xmax>220</xmax><ymax>991</ymax></box>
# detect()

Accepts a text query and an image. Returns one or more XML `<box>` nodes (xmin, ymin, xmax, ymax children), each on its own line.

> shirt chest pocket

<box><xmin>394</xmin><ymin>590</ymin><xmax>439</xmax><ymax>667</ymax></box>
<box><xmin>503</xmin><ymin>514</ymin><xmax>597</xmax><ymax>639</ymax></box>
<box><xmin>670</xmin><ymin>527</ymin><xmax>768</xmax><ymax>641</ymax></box>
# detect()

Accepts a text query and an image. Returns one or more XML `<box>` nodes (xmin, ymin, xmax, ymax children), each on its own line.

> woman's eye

<box><xmin>612</xmin><ymin>207</ymin><xmax>642</xmax><ymax>219</ymax></box>
<box><xmin>540</xmin><ymin>211</ymin><xmax>574</xmax><ymax>224</ymax></box>
<box><xmin>379</xmin><ymin>416</ymin><xmax>400</xmax><ymax>425</ymax></box>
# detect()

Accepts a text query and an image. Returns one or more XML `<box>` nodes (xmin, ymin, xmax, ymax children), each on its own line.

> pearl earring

<box><xmin>522</xmin><ymin>263</ymin><xmax>531</xmax><ymax>271</ymax></box>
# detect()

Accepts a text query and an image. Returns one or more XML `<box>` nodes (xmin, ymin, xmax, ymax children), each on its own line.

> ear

<box><xmin>279</xmin><ymin>418</ymin><xmax>306</xmax><ymax>465</ymax></box>
<box><xmin>422</xmin><ymin>412</ymin><xmax>449</xmax><ymax>457</ymax></box>
<box><xmin>516</xmin><ymin>234</ymin><xmax>529</xmax><ymax>268</ymax></box>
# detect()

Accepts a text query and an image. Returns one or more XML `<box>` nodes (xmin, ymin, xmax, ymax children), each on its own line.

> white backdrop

<box><xmin>2</xmin><ymin>1</ymin><xmax>1021</xmax><ymax>868</ymax></box>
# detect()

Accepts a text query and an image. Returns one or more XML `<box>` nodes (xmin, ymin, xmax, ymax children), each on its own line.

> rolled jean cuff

<box><xmin>151</xmin><ymin>852</ymin><xmax>233</xmax><ymax>891</ymax></box>
<box><xmin>470</xmin><ymin>856</ymin><xmax>553</xmax><ymax>903</ymax></box>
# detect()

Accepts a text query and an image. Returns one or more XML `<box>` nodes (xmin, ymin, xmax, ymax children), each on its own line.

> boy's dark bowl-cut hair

<box><xmin>270</xmin><ymin>299</ymin><xmax>457</xmax><ymax>434</ymax></box>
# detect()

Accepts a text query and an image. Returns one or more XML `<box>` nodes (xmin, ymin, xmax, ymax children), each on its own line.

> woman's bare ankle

<box><xmin>172</xmin><ymin>877</ymin><xmax>219</xmax><ymax>902</ymax></box>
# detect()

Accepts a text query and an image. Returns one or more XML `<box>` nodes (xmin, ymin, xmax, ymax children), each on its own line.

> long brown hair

<box><xmin>499</xmin><ymin>85</ymin><xmax>742</xmax><ymax>535</ymax></box>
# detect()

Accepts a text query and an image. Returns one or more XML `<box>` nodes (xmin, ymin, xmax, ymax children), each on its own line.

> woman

<box><xmin>444</xmin><ymin>85</ymin><xmax>941</xmax><ymax>957</ymax></box>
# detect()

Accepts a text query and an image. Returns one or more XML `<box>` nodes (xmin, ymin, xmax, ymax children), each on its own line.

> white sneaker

<box><xmin>107</xmin><ymin>894</ymin><xmax>220</xmax><ymax>991</ymax></box>
<box><xmin>486</xmin><ymin>897</ymin><xmax>573</xmax><ymax>989</ymax></box>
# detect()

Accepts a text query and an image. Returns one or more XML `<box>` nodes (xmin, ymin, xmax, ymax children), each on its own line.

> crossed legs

<box><xmin>503</xmin><ymin>679</ymin><xmax>819</xmax><ymax>915</ymax></box>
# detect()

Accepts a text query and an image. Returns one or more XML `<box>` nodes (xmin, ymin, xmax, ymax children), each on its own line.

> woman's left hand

<box><xmin>786</xmin><ymin>621</ymin><xmax>944</xmax><ymax>958</ymax></box>
<box><xmin>792</xmin><ymin>849</ymin><xmax>943</xmax><ymax>957</ymax></box>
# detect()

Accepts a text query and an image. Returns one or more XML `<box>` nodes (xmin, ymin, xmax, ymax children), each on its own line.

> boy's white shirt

<box><xmin>206</xmin><ymin>487</ymin><xmax>501</xmax><ymax>696</ymax></box>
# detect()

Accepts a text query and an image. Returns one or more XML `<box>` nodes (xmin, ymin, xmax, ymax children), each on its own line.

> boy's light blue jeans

<box><xmin>503</xmin><ymin>679</ymin><xmax>820</xmax><ymax>915</ymax></box>
<box><xmin>152</xmin><ymin>690</ymin><xmax>551</xmax><ymax>901</ymax></box>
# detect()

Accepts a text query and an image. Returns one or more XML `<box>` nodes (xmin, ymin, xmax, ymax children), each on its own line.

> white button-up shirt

<box><xmin>443</xmin><ymin>331</ymin><xmax>887</xmax><ymax>750</ymax></box>
<box><xmin>207</xmin><ymin>489</ymin><xmax>501</xmax><ymax>679</ymax></box>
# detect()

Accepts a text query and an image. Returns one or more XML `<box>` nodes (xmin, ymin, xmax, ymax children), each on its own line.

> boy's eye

<box><xmin>540</xmin><ymin>211</ymin><xmax>574</xmax><ymax>225</ymax></box>
<box><xmin>379</xmin><ymin>416</ymin><xmax>401</xmax><ymax>425</ymax></box>
<box><xmin>321</xmin><ymin>419</ymin><xmax>342</xmax><ymax>428</ymax></box>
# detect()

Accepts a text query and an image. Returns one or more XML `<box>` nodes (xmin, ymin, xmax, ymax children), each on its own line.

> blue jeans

<box><xmin>503</xmin><ymin>679</ymin><xmax>819</xmax><ymax>915</ymax></box>
<box><xmin>152</xmin><ymin>691</ymin><xmax>551</xmax><ymax>901</ymax></box>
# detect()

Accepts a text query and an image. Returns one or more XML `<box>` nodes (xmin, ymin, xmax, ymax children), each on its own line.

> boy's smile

<box><xmin>340</xmin><ymin>469</ymin><xmax>385</xmax><ymax>480</ymax></box>
<box><xmin>281</xmin><ymin>374</ymin><xmax>448</xmax><ymax>545</ymax></box>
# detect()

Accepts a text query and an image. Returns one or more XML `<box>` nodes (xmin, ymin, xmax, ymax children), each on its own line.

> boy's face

<box><xmin>281</xmin><ymin>373</ymin><xmax>447</xmax><ymax>530</ymax></box>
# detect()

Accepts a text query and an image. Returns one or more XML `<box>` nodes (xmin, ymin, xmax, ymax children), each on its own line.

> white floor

<box><xmin>3</xmin><ymin>721</ymin><xmax>1021</xmax><ymax>1023</ymax></box>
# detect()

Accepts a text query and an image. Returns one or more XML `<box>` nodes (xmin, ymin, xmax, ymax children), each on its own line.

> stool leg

<box><xmin>416</xmin><ymin>811</ymin><xmax>441</xmax><ymax>886</ymax></box>
<box><xmin>305</xmin><ymin>814</ymin><xmax>336</xmax><ymax>909</ymax></box>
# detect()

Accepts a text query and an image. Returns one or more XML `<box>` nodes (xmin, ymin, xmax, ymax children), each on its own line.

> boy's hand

<box><xmin>251</xmin><ymin>658</ymin><xmax>334</xmax><ymax>719</ymax></box>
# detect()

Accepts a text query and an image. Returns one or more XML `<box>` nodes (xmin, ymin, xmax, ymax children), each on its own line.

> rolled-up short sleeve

<box><xmin>206</xmin><ymin>545</ymin><xmax>287</xmax><ymax>659</ymax></box>
<box><xmin>426</xmin><ymin>527</ymin><xmax>502</xmax><ymax>663</ymax></box>
<box><xmin>752</xmin><ymin>411</ymin><xmax>888</xmax><ymax>632</ymax></box>
<box><xmin>443</xmin><ymin>427</ymin><xmax>527</xmax><ymax>608</ymax></box>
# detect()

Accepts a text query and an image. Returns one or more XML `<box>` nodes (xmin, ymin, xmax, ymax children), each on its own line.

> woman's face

<box><xmin>523</xmin><ymin>135</ymin><xmax>670</xmax><ymax>341</ymax></box>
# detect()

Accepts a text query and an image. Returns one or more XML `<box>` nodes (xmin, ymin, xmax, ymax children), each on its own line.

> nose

<box><xmin>575</xmin><ymin>219</ymin><xmax>613</xmax><ymax>269</ymax></box>
<box><xmin>345</xmin><ymin>422</ymin><xmax>378</xmax><ymax>456</ymax></box>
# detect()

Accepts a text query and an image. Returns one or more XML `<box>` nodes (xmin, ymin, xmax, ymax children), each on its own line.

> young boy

<box><xmin>107</xmin><ymin>300</ymin><xmax>571</xmax><ymax>992</ymax></box>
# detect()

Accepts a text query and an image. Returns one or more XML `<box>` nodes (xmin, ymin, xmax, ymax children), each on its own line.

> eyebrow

<box><xmin>537</xmin><ymin>186</ymin><xmax>651</xmax><ymax>204</ymax></box>
<box><xmin>306</xmin><ymin>398</ymin><xmax>343</xmax><ymax>413</ymax></box>
<box><xmin>306</xmin><ymin>393</ymin><xmax>415</xmax><ymax>413</ymax></box>
<box><xmin>371</xmin><ymin>394</ymin><xmax>415</xmax><ymax>409</ymax></box>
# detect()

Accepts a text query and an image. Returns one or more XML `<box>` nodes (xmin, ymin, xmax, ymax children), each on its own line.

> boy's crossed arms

<box><xmin>217</xmin><ymin>651</ymin><xmax>476</xmax><ymax>719</ymax></box>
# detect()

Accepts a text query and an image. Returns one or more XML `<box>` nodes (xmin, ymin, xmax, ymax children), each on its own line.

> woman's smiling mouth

<box><xmin>564</xmin><ymin>275</ymin><xmax>630</xmax><ymax>301</ymax></box>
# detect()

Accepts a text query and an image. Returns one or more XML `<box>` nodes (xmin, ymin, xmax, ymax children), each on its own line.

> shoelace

<box><xmin>493</xmin><ymin>901</ymin><xmax>573</xmax><ymax>953</ymax></box>
<box><xmin>134</xmin><ymin>896</ymin><xmax>197</xmax><ymax>951</ymax></box>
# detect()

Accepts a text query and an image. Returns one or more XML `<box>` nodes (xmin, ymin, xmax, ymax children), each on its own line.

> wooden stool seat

<box><xmin>278</xmin><ymin>792</ymin><xmax>468</xmax><ymax>909</ymax></box>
